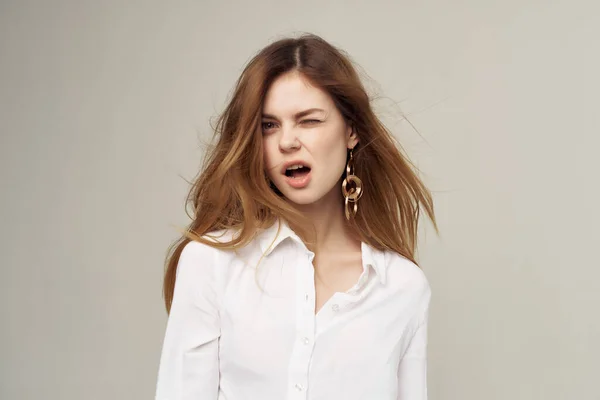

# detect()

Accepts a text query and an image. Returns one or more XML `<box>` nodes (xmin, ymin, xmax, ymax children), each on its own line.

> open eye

<box><xmin>262</xmin><ymin>121</ymin><xmax>278</xmax><ymax>131</ymax></box>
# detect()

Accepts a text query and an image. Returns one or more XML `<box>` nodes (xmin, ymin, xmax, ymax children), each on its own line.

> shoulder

<box><xmin>177</xmin><ymin>226</ymin><xmax>261</xmax><ymax>276</ymax></box>
<box><xmin>177</xmin><ymin>229</ymin><xmax>238</xmax><ymax>277</ymax></box>
<box><xmin>380</xmin><ymin>251</ymin><xmax>432</xmax><ymax>327</ymax></box>
<box><xmin>180</xmin><ymin>226</ymin><xmax>241</xmax><ymax>254</ymax></box>
<box><xmin>179</xmin><ymin>239</ymin><xmax>219</xmax><ymax>264</ymax></box>
<box><xmin>176</xmin><ymin>241</ymin><xmax>219</xmax><ymax>283</ymax></box>
<box><xmin>382</xmin><ymin>250</ymin><xmax>431</xmax><ymax>302</ymax></box>
<box><xmin>201</xmin><ymin>227</ymin><xmax>241</xmax><ymax>245</ymax></box>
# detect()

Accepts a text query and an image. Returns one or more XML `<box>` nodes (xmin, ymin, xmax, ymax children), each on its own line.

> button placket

<box><xmin>287</xmin><ymin>249</ymin><xmax>315</xmax><ymax>399</ymax></box>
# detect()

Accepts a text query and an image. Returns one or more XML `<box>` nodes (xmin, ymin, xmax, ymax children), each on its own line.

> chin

<box><xmin>281</xmin><ymin>191</ymin><xmax>323</xmax><ymax>206</ymax></box>
<box><xmin>277</xmin><ymin>184</ymin><xmax>340</xmax><ymax>208</ymax></box>
<box><xmin>271</xmin><ymin>175</ymin><xmax>341</xmax><ymax>207</ymax></box>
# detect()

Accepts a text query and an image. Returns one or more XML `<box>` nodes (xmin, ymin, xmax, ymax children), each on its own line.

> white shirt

<box><xmin>155</xmin><ymin>219</ymin><xmax>431</xmax><ymax>400</ymax></box>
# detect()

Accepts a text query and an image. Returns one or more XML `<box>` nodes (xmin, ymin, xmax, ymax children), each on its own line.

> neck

<box><xmin>288</xmin><ymin>182</ymin><xmax>359</xmax><ymax>253</ymax></box>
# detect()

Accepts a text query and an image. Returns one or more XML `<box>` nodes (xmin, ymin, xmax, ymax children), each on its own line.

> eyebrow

<box><xmin>262</xmin><ymin>108</ymin><xmax>326</xmax><ymax>120</ymax></box>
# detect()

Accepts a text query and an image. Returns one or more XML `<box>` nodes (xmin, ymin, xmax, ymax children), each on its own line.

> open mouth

<box><xmin>285</xmin><ymin>165</ymin><xmax>312</xmax><ymax>179</ymax></box>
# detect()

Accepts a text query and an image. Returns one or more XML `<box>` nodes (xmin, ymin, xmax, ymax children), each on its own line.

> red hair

<box><xmin>163</xmin><ymin>33</ymin><xmax>437</xmax><ymax>313</ymax></box>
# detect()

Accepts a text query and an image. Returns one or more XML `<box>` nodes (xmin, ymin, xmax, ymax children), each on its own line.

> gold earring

<box><xmin>342</xmin><ymin>148</ymin><xmax>363</xmax><ymax>220</ymax></box>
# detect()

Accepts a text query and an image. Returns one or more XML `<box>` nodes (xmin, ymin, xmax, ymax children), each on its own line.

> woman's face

<box><xmin>262</xmin><ymin>71</ymin><xmax>358</xmax><ymax>206</ymax></box>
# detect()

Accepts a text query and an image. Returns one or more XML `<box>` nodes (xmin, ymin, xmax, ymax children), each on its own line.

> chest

<box><xmin>217</xmin><ymin>256</ymin><xmax>407</xmax><ymax>398</ymax></box>
<box><xmin>218</xmin><ymin>246</ymin><xmax>411</xmax><ymax>372</ymax></box>
<box><xmin>312</xmin><ymin>253</ymin><xmax>364</xmax><ymax>314</ymax></box>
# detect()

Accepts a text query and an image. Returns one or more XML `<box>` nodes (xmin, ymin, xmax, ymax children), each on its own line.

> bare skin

<box><xmin>313</xmin><ymin>247</ymin><xmax>363</xmax><ymax>314</ymax></box>
<box><xmin>290</xmin><ymin>176</ymin><xmax>363</xmax><ymax>315</ymax></box>
<box><xmin>262</xmin><ymin>71</ymin><xmax>363</xmax><ymax>314</ymax></box>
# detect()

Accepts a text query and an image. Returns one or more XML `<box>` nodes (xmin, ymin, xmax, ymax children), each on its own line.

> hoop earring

<box><xmin>342</xmin><ymin>148</ymin><xmax>363</xmax><ymax>220</ymax></box>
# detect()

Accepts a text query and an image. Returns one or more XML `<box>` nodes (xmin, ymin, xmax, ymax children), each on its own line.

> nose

<box><xmin>278</xmin><ymin>125</ymin><xmax>301</xmax><ymax>153</ymax></box>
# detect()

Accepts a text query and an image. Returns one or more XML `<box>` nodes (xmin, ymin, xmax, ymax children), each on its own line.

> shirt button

<box><xmin>294</xmin><ymin>383</ymin><xmax>304</xmax><ymax>391</ymax></box>
<box><xmin>303</xmin><ymin>337</ymin><xmax>310</xmax><ymax>345</ymax></box>
<box><xmin>305</xmin><ymin>293</ymin><xmax>309</xmax><ymax>301</ymax></box>
<box><xmin>331</xmin><ymin>304</ymin><xmax>340</xmax><ymax>312</ymax></box>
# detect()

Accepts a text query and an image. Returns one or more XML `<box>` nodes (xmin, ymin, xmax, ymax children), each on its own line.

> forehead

<box><xmin>262</xmin><ymin>71</ymin><xmax>333</xmax><ymax>115</ymax></box>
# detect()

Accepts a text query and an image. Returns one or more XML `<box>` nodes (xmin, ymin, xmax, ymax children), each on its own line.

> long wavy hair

<box><xmin>162</xmin><ymin>33</ymin><xmax>437</xmax><ymax>313</ymax></box>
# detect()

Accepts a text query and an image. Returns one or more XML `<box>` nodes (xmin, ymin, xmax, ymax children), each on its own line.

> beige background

<box><xmin>1</xmin><ymin>0</ymin><xmax>598</xmax><ymax>399</ymax></box>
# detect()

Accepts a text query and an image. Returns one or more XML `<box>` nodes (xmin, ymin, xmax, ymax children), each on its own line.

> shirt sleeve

<box><xmin>397</xmin><ymin>308</ymin><xmax>429</xmax><ymax>399</ymax></box>
<box><xmin>155</xmin><ymin>241</ymin><xmax>222</xmax><ymax>400</ymax></box>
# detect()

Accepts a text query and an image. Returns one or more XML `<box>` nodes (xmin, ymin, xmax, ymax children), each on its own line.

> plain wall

<box><xmin>1</xmin><ymin>0</ymin><xmax>598</xmax><ymax>399</ymax></box>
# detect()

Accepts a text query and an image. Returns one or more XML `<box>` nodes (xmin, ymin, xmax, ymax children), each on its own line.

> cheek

<box><xmin>262</xmin><ymin>138</ymin><xmax>278</xmax><ymax>174</ymax></box>
<box><xmin>313</xmin><ymin>136</ymin><xmax>347</xmax><ymax>169</ymax></box>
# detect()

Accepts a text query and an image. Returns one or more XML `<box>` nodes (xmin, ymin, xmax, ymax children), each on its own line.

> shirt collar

<box><xmin>257</xmin><ymin>218</ymin><xmax>387</xmax><ymax>285</ymax></box>
<box><xmin>360</xmin><ymin>241</ymin><xmax>387</xmax><ymax>285</ymax></box>
<box><xmin>257</xmin><ymin>218</ymin><xmax>298</xmax><ymax>256</ymax></box>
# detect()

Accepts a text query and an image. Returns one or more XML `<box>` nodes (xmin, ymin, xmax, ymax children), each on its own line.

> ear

<box><xmin>346</xmin><ymin>124</ymin><xmax>359</xmax><ymax>149</ymax></box>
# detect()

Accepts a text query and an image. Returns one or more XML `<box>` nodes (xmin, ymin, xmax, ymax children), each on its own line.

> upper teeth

<box><xmin>286</xmin><ymin>164</ymin><xmax>306</xmax><ymax>170</ymax></box>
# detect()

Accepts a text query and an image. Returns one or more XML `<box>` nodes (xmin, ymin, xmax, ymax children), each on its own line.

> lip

<box><xmin>280</xmin><ymin>160</ymin><xmax>312</xmax><ymax>189</ymax></box>
<box><xmin>280</xmin><ymin>160</ymin><xmax>312</xmax><ymax>175</ymax></box>
<box><xmin>284</xmin><ymin>170</ymin><xmax>312</xmax><ymax>189</ymax></box>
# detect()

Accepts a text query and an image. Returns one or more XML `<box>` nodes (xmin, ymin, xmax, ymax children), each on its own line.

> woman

<box><xmin>156</xmin><ymin>33</ymin><xmax>437</xmax><ymax>400</ymax></box>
